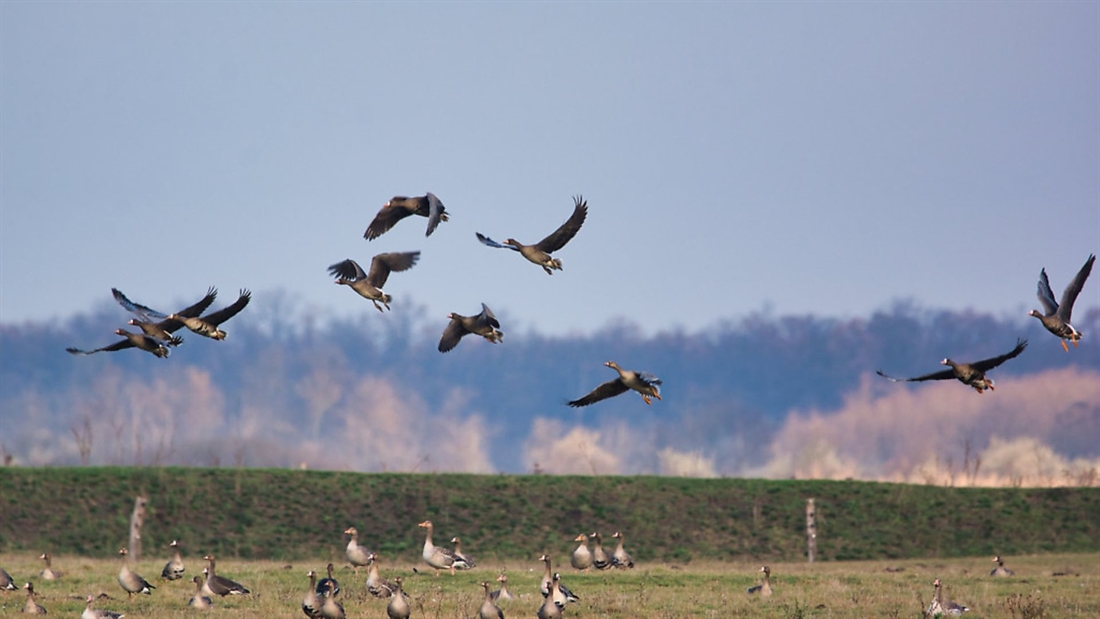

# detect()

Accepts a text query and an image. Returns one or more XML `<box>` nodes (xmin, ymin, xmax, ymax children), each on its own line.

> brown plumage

<box><xmin>568</xmin><ymin>361</ymin><xmax>663</xmax><ymax>407</ymax></box>
<box><xmin>117</xmin><ymin>548</ymin><xmax>155</xmax><ymax>599</ymax></box>
<box><xmin>23</xmin><ymin>582</ymin><xmax>46</xmax><ymax>614</ymax></box>
<box><xmin>478</xmin><ymin>581</ymin><xmax>505</xmax><ymax>619</ymax></box>
<box><xmin>329</xmin><ymin>252</ymin><xmax>420</xmax><ymax>312</ymax></box>
<box><xmin>747</xmin><ymin>565</ymin><xmax>772</xmax><ymax>596</ymax></box>
<box><xmin>203</xmin><ymin>555</ymin><xmax>250</xmax><ymax>596</ymax></box>
<box><xmin>67</xmin><ymin>328</ymin><xmax>176</xmax><ymax>358</ymax></box>
<box><xmin>1029</xmin><ymin>254</ymin><xmax>1095</xmax><ymax>351</ymax></box>
<box><xmin>438</xmin><ymin>303</ymin><xmax>503</xmax><ymax>352</ymax></box>
<box><xmin>113</xmin><ymin>286</ymin><xmax>217</xmax><ymax>346</ymax></box>
<box><xmin>476</xmin><ymin>196</ymin><xmax>587</xmax><ymax>275</ymax></box>
<box><xmin>877</xmin><ymin>339</ymin><xmax>1028</xmax><ymax>393</ymax></box>
<box><xmin>167</xmin><ymin>289</ymin><xmax>251</xmax><ymax>340</ymax></box>
<box><xmin>365</xmin><ymin>193</ymin><xmax>448</xmax><ymax>240</ymax></box>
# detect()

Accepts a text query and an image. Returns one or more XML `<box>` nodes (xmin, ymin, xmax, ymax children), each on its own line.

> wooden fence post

<box><xmin>129</xmin><ymin>496</ymin><xmax>148</xmax><ymax>561</ymax></box>
<box><xmin>806</xmin><ymin>498</ymin><xmax>817</xmax><ymax>563</ymax></box>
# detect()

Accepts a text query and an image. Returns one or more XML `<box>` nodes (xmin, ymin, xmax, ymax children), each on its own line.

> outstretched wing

<box><xmin>328</xmin><ymin>259</ymin><xmax>368</xmax><ymax>281</ymax></box>
<box><xmin>1035</xmin><ymin>269</ymin><xmax>1059</xmax><ymax>316</ymax></box>
<box><xmin>159</xmin><ymin>287</ymin><xmax>218</xmax><ymax>333</ymax></box>
<box><xmin>200</xmin><ymin>289</ymin><xmax>251</xmax><ymax>327</ymax></box>
<box><xmin>438</xmin><ymin>318</ymin><xmax>468</xmax><ymax>353</ymax></box>
<box><xmin>424</xmin><ymin>192</ymin><xmax>446</xmax><ymax>237</ymax></box>
<box><xmin>475</xmin><ymin>232</ymin><xmax>519</xmax><ymax>252</ymax></box>
<box><xmin>875</xmin><ymin>368</ymin><xmax>956</xmax><ymax>383</ymax></box>
<box><xmin>367</xmin><ymin>251</ymin><xmax>420</xmax><ymax>288</ymax></box>
<box><xmin>534</xmin><ymin>196</ymin><xmax>588</xmax><ymax>253</ymax></box>
<box><xmin>971</xmin><ymin>339</ymin><xmax>1028</xmax><ymax>372</ymax></box>
<box><xmin>479</xmin><ymin>303</ymin><xmax>500</xmax><ymax>329</ymax></box>
<box><xmin>567</xmin><ymin>378</ymin><xmax>629</xmax><ymax>407</ymax></box>
<box><xmin>112</xmin><ymin>288</ymin><xmax>169</xmax><ymax>320</ymax></box>
<box><xmin>66</xmin><ymin>338</ymin><xmax>135</xmax><ymax>356</ymax></box>
<box><xmin>1058</xmin><ymin>254</ymin><xmax>1095</xmax><ymax>322</ymax></box>
<box><xmin>364</xmin><ymin>203</ymin><xmax>414</xmax><ymax>241</ymax></box>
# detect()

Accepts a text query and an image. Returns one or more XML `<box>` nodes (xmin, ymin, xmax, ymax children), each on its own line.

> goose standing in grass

<box><xmin>161</xmin><ymin>540</ymin><xmax>185</xmax><ymax>580</ymax></box>
<box><xmin>202</xmin><ymin>555</ymin><xmax>250</xmax><ymax>596</ymax></box>
<box><xmin>590</xmin><ymin>532</ymin><xmax>612</xmax><ymax>570</ymax></box>
<box><xmin>344</xmin><ymin>527</ymin><xmax>371</xmax><ymax>576</ymax></box>
<box><xmin>189</xmin><ymin>574</ymin><xmax>213</xmax><ymax>610</ymax></box>
<box><xmin>365</xmin><ymin>553</ymin><xmax>398</xmax><ymax>598</ymax></box>
<box><xmin>22</xmin><ymin>582</ymin><xmax>46</xmax><ymax>614</ymax></box>
<box><xmin>475</xmin><ymin>196</ymin><xmax>588</xmax><ymax>275</ymax></box>
<box><xmin>386</xmin><ymin>577</ymin><xmax>411</xmax><ymax>619</ymax></box>
<box><xmin>364</xmin><ymin>193</ymin><xmax>448</xmax><ymax>240</ymax></box>
<box><xmin>747</xmin><ymin>565</ymin><xmax>773</xmax><ymax>596</ymax></box>
<box><xmin>315</xmin><ymin>563</ymin><xmax>340</xmax><ymax>599</ymax></box>
<box><xmin>418</xmin><ymin>520</ymin><xmax>467</xmax><ymax>576</ymax></box>
<box><xmin>991</xmin><ymin>556</ymin><xmax>1015</xmax><ymax>577</ymax></box>
<box><xmin>450</xmin><ymin>537</ymin><xmax>476</xmax><ymax>570</ymax></box>
<box><xmin>610</xmin><ymin>531</ymin><xmax>634</xmax><ymax>568</ymax></box>
<box><xmin>113</xmin><ymin>286</ymin><xmax>217</xmax><ymax>346</ymax></box>
<box><xmin>166</xmin><ymin>289</ymin><xmax>251</xmax><ymax>341</ymax></box>
<box><xmin>117</xmin><ymin>548</ymin><xmax>155</xmax><ymax>599</ymax></box>
<box><xmin>438</xmin><ymin>304</ymin><xmax>504</xmax><ymax>352</ymax></box>
<box><xmin>82</xmin><ymin>594</ymin><xmax>124</xmax><ymax>619</ymax></box>
<box><xmin>67</xmin><ymin>328</ymin><xmax>176</xmax><ymax>358</ymax></box>
<box><xmin>489</xmin><ymin>573</ymin><xmax>513</xmax><ymax>602</ymax></box>
<box><xmin>329</xmin><ymin>252</ymin><xmax>421</xmax><ymax>312</ymax></box>
<box><xmin>319</xmin><ymin>579</ymin><xmax>345</xmax><ymax>619</ymax></box>
<box><xmin>1</xmin><ymin>567</ymin><xmax>14</xmax><ymax>592</ymax></box>
<box><xmin>570</xmin><ymin>534</ymin><xmax>593</xmax><ymax>572</ymax></box>
<box><xmin>1029</xmin><ymin>254</ymin><xmax>1095</xmax><ymax>351</ymax></box>
<box><xmin>38</xmin><ymin>553</ymin><xmax>60</xmax><ymax>580</ymax></box>
<box><xmin>568</xmin><ymin>361</ymin><xmax>663</xmax><ymax>407</ymax></box>
<box><xmin>478</xmin><ymin>581</ymin><xmax>505</xmax><ymax>619</ymax></box>
<box><xmin>539</xmin><ymin>555</ymin><xmax>578</xmax><ymax>608</ymax></box>
<box><xmin>536</xmin><ymin>574</ymin><xmax>563</xmax><ymax>619</ymax></box>
<box><xmin>926</xmin><ymin>578</ymin><xmax>969</xmax><ymax>617</ymax></box>
<box><xmin>876</xmin><ymin>339</ymin><xmax>1028</xmax><ymax>394</ymax></box>
<box><xmin>302</xmin><ymin>570</ymin><xmax>321</xmax><ymax>618</ymax></box>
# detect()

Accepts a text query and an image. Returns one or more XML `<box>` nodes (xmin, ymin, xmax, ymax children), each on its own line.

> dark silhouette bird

<box><xmin>329</xmin><ymin>252</ymin><xmax>420</xmax><ymax>312</ymax></box>
<box><xmin>568</xmin><ymin>361</ymin><xmax>663</xmax><ymax>407</ymax></box>
<box><xmin>167</xmin><ymin>289</ymin><xmax>251</xmax><ymax>340</ymax></box>
<box><xmin>67</xmin><ymin>328</ymin><xmax>179</xmax><ymax>358</ymax></box>
<box><xmin>115</xmin><ymin>287</ymin><xmax>218</xmax><ymax>346</ymax></box>
<box><xmin>439</xmin><ymin>303</ymin><xmax>504</xmax><ymax>352</ymax></box>
<box><xmin>876</xmin><ymin>339</ymin><xmax>1028</xmax><ymax>394</ymax></box>
<box><xmin>476</xmin><ymin>196</ymin><xmax>587</xmax><ymax>275</ymax></box>
<box><xmin>365</xmin><ymin>193</ymin><xmax>448</xmax><ymax>240</ymax></box>
<box><xmin>1029</xmin><ymin>254</ymin><xmax>1095</xmax><ymax>351</ymax></box>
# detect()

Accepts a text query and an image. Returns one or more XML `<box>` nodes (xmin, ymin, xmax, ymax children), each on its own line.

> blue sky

<box><xmin>2</xmin><ymin>2</ymin><xmax>1097</xmax><ymax>336</ymax></box>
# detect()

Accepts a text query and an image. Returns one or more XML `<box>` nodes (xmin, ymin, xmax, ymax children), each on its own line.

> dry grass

<box><xmin>0</xmin><ymin>552</ymin><xmax>1096</xmax><ymax>618</ymax></box>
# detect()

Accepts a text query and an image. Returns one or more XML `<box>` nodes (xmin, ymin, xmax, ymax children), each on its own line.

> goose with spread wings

<box><xmin>113</xmin><ymin>287</ymin><xmax>218</xmax><ymax>346</ymax></box>
<box><xmin>568</xmin><ymin>361</ymin><xmax>662</xmax><ymax>407</ymax></box>
<box><xmin>876</xmin><ymin>339</ymin><xmax>1028</xmax><ymax>394</ymax></box>
<box><xmin>476</xmin><ymin>196</ymin><xmax>587</xmax><ymax>275</ymax></box>
<box><xmin>67</xmin><ymin>328</ymin><xmax>179</xmax><ymax>358</ymax></box>
<box><xmin>1029</xmin><ymin>253</ymin><xmax>1095</xmax><ymax>351</ymax></box>
<box><xmin>166</xmin><ymin>289</ymin><xmax>251</xmax><ymax>340</ymax></box>
<box><xmin>328</xmin><ymin>252</ymin><xmax>420</xmax><ymax>312</ymax></box>
<box><xmin>438</xmin><ymin>303</ymin><xmax>503</xmax><ymax>352</ymax></box>
<box><xmin>364</xmin><ymin>193</ymin><xmax>448</xmax><ymax>240</ymax></box>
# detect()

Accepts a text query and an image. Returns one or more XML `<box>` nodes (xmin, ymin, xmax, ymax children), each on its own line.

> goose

<box><xmin>538</xmin><ymin>555</ymin><xmax>578</xmax><ymax>607</ymax></box>
<box><xmin>877</xmin><ymin>339</ymin><xmax>1028</xmax><ymax>394</ymax></box>
<box><xmin>166</xmin><ymin>289</ymin><xmax>251</xmax><ymax>340</ymax></box>
<box><xmin>991</xmin><ymin>556</ymin><xmax>1015</xmax><ymax>577</ymax></box>
<box><xmin>418</xmin><ymin>520</ymin><xmax>468</xmax><ymax>575</ymax></box>
<box><xmin>570</xmin><ymin>534</ymin><xmax>593</xmax><ymax>571</ymax></box>
<box><xmin>386</xmin><ymin>577</ymin><xmax>411</xmax><ymax>619</ymax></box>
<box><xmin>1</xmin><ymin>567</ymin><xmax>14</xmax><ymax>592</ymax></box>
<box><xmin>82</xmin><ymin>594</ymin><xmax>124</xmax><ymax>619</ymax></box>
<box><xmin>365</xmin><ymin>553</ymin><xmax>398</xmax><ymax>598</ymax></box>
<box><xmin>926</xmin><ymin>578</ymin><xmax>969</xmax><ymax>616</ymax></box>
<box><xmin>536</xmin><ymin>574</ymin><xmax>563</xmax><ymax>619</ymax></box>
<box><xmin>116</xmin><ymin>548</ymin><xmax>155</xmax><ymax>599</ymax></box>
<box><xmin>113</xmin><ymin>287</ymin><xmax>217</xmax><ymax>345</ymax></box>
<box><xmin>568</xmin><ymin>361</ymin><xmax>663</xmax><ymax>407</ymax></box>
<box><xmin>315</xmin><ymin>563</ymin><xmax>340</xmax><ymax>599</ymax></box>
<box><xmin>747</xmin><ymin>565</ymin><xmax>773</xmax><ymax>596</ymax></box>
<box><xmin>344</xmin><ymin>527</ymin><xmax>372</xmax><ymax>576</ymax></box>
<box><xmin>188</xmin><ymin>575</ymin><xmax>213</xmax><ymax>610</ymax></box>
<box><xmin>39</xmin><ymin>553</ymin><xmax>60</xmax><ymax>580</ymax></box>
<box><xmin>438</xmin><ymin>303</ymin><xmax>504</xmax><ymax>353</ymax></box>
<box><xmin>478</xmin><ymin>581</ymin><xmax>505</xmax><ymax>619</ymax></box>
<box><xmin>302</xmin><ymin>570</ymin><xmax>321</xmax><ymax>618</ymax></box>
<box><xmin>364</xmin><ymin>193</ymin><xmax>448</xmax><ymax>240</ymax></box>
<box><xmin>476</xmin><ymin>196</ymin><xmax>587</xmax><ymax>275</ymax></box>
<box><xmin>590</xmin><ymin>532</ymin><xmax>612</xmax><ymax>570</ymax></box>
<box><xmin>610</xmin><ymin>531</ymin><xmax>634</xmax><ymax>569</ymax></box>
<box><xmin>450</xmin><ymin>536</ymin><xmax>476</xmax><ymax>569</ymax></box>
<box><xmin>319</xmin><ymin>579</ymin><xmax>345</xmax><ymax>619</ymax></box>
<box><xmin>67</xmin><ymin>328</ymin><xmax>177</xmax><ymax>358</ymax></box>
<box><xmin>161</xmin><ymin>540</ymin><xmax>185</xmax><ymax>580</ymax></box>
<box><xmin>202</xmin><ymin>555</ymin><xmax>250</xmax><ymax>596</ymax></box>
<box><xmin>22</xmin><ymin>582</ymin><xmax>46</xmax><ymax>615</ymax></box>
<box><xmin>328</xmin><ymin>252</ymin><xmax>420</xmax><ymax>312</ymax></box>
<box><xmin>1029</xmin><ymin>254</ymin><xmax>1095</xmax><ymax>351</ymax></box>
<box><xmin>489</xmin><ymin>573</ymin><xmax>513</xmax><ymax>602</ymax></box>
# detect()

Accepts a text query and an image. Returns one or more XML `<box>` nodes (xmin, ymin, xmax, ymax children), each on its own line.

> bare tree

<box><xmin>71</xmin><ymin>416</ymin><xmax>94</xmax><ymax>466</ymax></box>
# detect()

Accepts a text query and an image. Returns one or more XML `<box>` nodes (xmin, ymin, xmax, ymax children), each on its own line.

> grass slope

<box><xmin>0</xmin><ymin>467</ymin><xmax>1097</xmax><ymax>563</ymax></box>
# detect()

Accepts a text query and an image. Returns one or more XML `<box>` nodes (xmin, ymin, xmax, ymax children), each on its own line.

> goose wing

<box><xmin>112</xmin><ymin>288</ymin><xmax>169</xmax><ymax>320</ymax></box>
<box><xmin>1035</xmin><ymin>269</ymin><xmax>1059</xmax><ymax>316</ymax></box>
<box><xmin>1057</xmin><ymin>254</ymin><xmax>1095</xmax><ymax>322</ymax></box>
<box><xmin>568</xmin><ymin>378</ymin><xmax>629</xmax><ymax>407</ymax></box>
<box><xmin>366</xmin><ymin>251</ymin><xmax>420</xmax><ymax>288</ymax></box>
<box><xmin>875</xmin><ymin>368</ymin><xmax>956</xmax><ymax>383</ymax></box>
<box><xmin>200</xmin><ymin>289</ymin><xmax>251</xmax><ymax>327</ymax></box>
<box><xmin>475</xmin><ymin>232</ymin><xmax>520</xmax><ymax>251</ymax></box>
<box><xmin>424</xmin><ymin>192</ymin><xmax>446</xmax><ymax>237</ymax></box>
<box><xmin>534</xmin><ymin>196</ymin><xmax>587</xmax><ymax>253</ymax></box>
<box><xmin>479</xmin><ymin>303</ymin><xmax>501</xmax><ymax>329</ymax></box>
<box><xmin>66</xmin><ymin>338</ymin><xmax>136</xmax><ymax>355</ymax></box>
<box><xmin>970</xmin><ymin>339</ymin><xmax>1028</xmax><ymax>372</ymax></box>
<box><xmin>328</xmin><ymin>258</ymin><xmax>368</xmax><ymax>281</ymax></box>
<box><xmin>364</xmin><ymin>202</ymin><xmax>415</xmax><ymax>240</ymax></box>
<box><xmin>158</xmin><ymin>287</ymin><xmax>218</xmax><ymax>333</ymax></box>
<box><xmin>438</xmin><ymin>316</ymin><xmax>469</xmax><ymax>353</ymax></box>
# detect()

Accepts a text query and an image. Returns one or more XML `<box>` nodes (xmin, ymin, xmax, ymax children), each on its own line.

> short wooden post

<box><xmin>129</xmin><ymin>496</ymin><xmax>148</xmax><ymax>561</ymax></box>
<box><xmin>806</xmin><ymin>498</ymin><xmax>817</xmax><ymax>563</ymax></box>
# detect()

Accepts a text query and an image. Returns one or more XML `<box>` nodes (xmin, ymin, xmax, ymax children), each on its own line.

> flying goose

<box><xmin>489</xmin><ymin>572</ymin><xmax>513</xmax><ymax>602</ymax></box>
<box><xmin>386</xmin><ymin>577</ymin><xmax>411</xmax><ymax>619</ymax></box>
<box><xmin>315</xmin><ymin>563</ymin><xmax>340</xmax><ymax>599</ymax></box>
<box><xmin>418</xmin><ymin>520</ymin><xmax>468</xmax><ymax>575</ymax></box>
<box><xmin>202</xmin><ymin>555</ymin><xmax>250</xmax><ymax>596</ymax></box>
<box><xmin>539</xmin><ymin>555</ymin><xmax>578</xmax><ymax>607</ymax></box>
<box><xmin>365</xmin><ymin>193</ymin><xmax>448</xmax><ymax>240</ymax></box>
<box><xmin>344</xmin><ymin>527</ymin><xmax>372</xmax><ymax>576</ymax></box>
<box><xmin>570</xmin><ymin>533</ymin><xmax>593</xmax><ymax>571</ymax></box>
<box><xmin>23</xmin><ymin>582</ymin><xmax>46</xmax><ymax>615</ymax></box>
<box><xmin>478</xmin><ymin>581</ymin><xmax>505</xmax><ymax>619</ymax></box>
<box><xmin>877</xmin><ymin>339</ymin><xmax>1028</xmax><ymax>393</ymax></box>
<box><xmin>991</xmin><ymin>556</ymin><xmax>1015</xmax><ymax>577</ymax></box>
<box><xmin>161</xmin><ymin>539</ymin><xmax>185</xmax><ymax>580</ymax></box>
<box><xmin>319</xmin><ymin>579</ymin><xmax>345</xmax><ymax>619</ymax></box>
<box><xmin>611</xmin><ymin>531</ymin><xmax>634</xmax><ymax>569</ymax></box>
<box><xmin>113</xmin><ymin>286</ymin><xmax>217</xmax><ymax>345</ymax></box>
<box><xmin>438</xmin><ymin>303</ymin><xmax>504</xmax><ymax>352</ymax></box>
<box><xmin>590</xmin><ymin>532</ymin><xmax>612</xmax><ymax>570</ymax></box>
<box><xmin>39</xmin><ymin>553</ymin><xmax>60</xmax><ymax>580</ymax></box>
<box><xmin>926</xmin><ymin>578</ymin><xmax>969</xmax><ymax>616</ymax></box>
<box><xmin>329</xmin><ymin>252</ymin><xmax>420</xmax><ymax>312</ymax></box>
<box><xmin>536</xmin><ymin>574</ymin><xmax>563</xmax><ymax>619</ymax></box>
<box><xmin>82</xmin><ymin>593</ymin><xmax>124</xmax><ymax>619</ymax></box>
<box><xmin>476</xmin><ymin>196</ymin><xmax>588</xmax><ymax>275</ymax></box>
<box><xmin>189</xmin><ymin>574</ymin><xmax>213</xmax><ymax>610</ymax></box>
<box><xmin>67</xmin><ymin>328</ymin><xmax>178</xmax><ymax>358</ymax></box>
<box><xmin>302</xmin><ymin>570</ymin><xmax>321</xmax><ymax>618</ymax></box>
<box><xmin>569</xmin><ymin>361</ymin><xmax>663</xmax><ymax>407</ymax></box>
<box><xmin>117</xmin><ymin>548</ymin><xmax>155</xmax><ymax>599</ymax></box>
<box><xmin>365</xmin><ymin>553</ymin><xmax>398</xmax><ymax>598</ymax></box>
<box><xmin>166</xmin><ymin>289</ymin><xmax>251</xmax><ymax>340</ymax></box>
<box><xmin>747</xmin><ymin>565</ymin><xmax>773</xmax><ymax>596</ymax></box>
<box><xmin>1029</xmin><ymin>254</ymin><xmax>1095</xmax><ymax>351</ymax></box>
<box><xmin>450</xmin><ymin>537</ymin><xmax>476</xmax><ymax>569</ymax></box>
